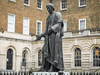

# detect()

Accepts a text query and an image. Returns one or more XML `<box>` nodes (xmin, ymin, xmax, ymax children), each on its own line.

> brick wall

<box><xmin>52</xmin><ymin>0</ymin><xmax>100</xmax><ymax>31</ymax></box>
<box><xmin>0</xmin><ymin>0</ymin><xmax>100</xmax><ymax>34</ymax></box>
<box><xmin>0</xmin><ymin>0</ymin><xmax>49</xmax><ymax>35</ymax></box>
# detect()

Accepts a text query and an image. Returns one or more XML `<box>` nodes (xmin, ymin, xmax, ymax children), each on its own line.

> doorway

<box><xmin>6</xmin><ymin>49</ymin><xmax>13</xmax><ymax>70</ymax></box>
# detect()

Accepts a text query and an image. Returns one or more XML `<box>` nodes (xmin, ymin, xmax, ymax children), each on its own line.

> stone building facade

<box><xmin>0</xmin><ymin>0</ymin><xmax>49</xmax><ymax>71</ymax></box>
<box><xmin>0</xmin><ymin>0</ymin><xmax>100</xmax><ymax>72</ymax></box>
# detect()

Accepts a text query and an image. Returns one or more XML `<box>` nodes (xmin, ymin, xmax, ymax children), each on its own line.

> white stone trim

<box><xmin>9</xmin><ymin>0</ymin><xmax>16</xmax><ymax>2</ymax></box>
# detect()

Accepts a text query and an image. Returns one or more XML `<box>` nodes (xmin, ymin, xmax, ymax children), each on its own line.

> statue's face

<box><xmin>47</xmin><ymin>7</ymin><xmax>53</xmax><ymax>14</ymax></box>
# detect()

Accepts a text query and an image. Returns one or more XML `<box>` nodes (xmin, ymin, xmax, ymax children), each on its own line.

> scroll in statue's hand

<box><xmin>47</xmin><ymin>28</ymin><xmax>53</xmax><ymax>35</ymax></box>
<box><xmin>35</xmin><ymin>35</ymin><xmax>42</xmax><ymax>41</ymax></box>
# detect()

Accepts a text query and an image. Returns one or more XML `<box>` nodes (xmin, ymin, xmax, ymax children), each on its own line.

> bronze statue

<box><xmin>35</xmin><ymin>3</ymin><xmax>64</xmax><ymax>72</ymax></box>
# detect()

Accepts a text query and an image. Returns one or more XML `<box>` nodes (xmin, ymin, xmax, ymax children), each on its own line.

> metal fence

<box><xmin>0</xmin><ymin>71</ymin><xmax>31</xmax><ymax>75</ymax></box>
<box><xmin>70</xmin><ymin>72</ymin><xmax>100</xmax><ymax>75</ymax></box>
<box><xmin>0</xmin><ymin>71</ymin><xmax>69</xmax><ymax>75</ymax></box>
<box><xmin>1</xmin><ymin>71</ymin><xmax>100</xmax><ymax>75</ymax></box>
<box><xmin>20</xmin><ymin>62</ymin><xmax>100</xmax><ymax>71</ymax></box>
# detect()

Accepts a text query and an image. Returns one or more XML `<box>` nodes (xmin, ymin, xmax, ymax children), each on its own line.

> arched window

<box><xmin>38</xmin><ymin>50</ymin><xmax>42</xmax><ymax>66</ymax></box>
<box><xmin>74</xmin><ymin>48</ymin><xmax>81</xmax><ymax>66</ymax></box>
<box><xmin>93</xmin><ymin>47</ymin><xmax>100</xmax><ymax>66</ymax></box>
<box><xmin>22</xmin><ymin>50</ymin><xmax>28</xmax><ymax>67</ymax></box>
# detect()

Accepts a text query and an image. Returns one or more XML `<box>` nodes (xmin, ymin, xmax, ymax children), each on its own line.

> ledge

<box><xmin>9</xmin><ymin>0</ymin><xmax>16</xmax><ymax>3</ymax></box>
<box><xmin>79</xmin><ymin>5</ymin><xmax>86</xmax><ymax>8</ymax></box>
<box><xmin>60</xmin><ymin>8</ymin><xmax>67</xmax><ymax>11</ymax></box>
<box><xmin>24</xmin><ymin>4</ymin><xmax>30</xmax><ymax>7</ymax></box>
<box><xmin>37</xmin><ymin>8</ymin><xmax>43</xmax><ymax>10</ymax></box>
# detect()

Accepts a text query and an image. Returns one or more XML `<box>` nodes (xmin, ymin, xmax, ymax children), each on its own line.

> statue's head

<box><xmin>46</xmin><ymin>3</ymin><xmax>54</xmax><ymax>14</ymax></box>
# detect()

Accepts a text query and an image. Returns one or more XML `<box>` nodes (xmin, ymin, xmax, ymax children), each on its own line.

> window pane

<box><xmin>24</xmin><ymin>0</ymin><xmax>29</xmax><ymax>4</ymax></box>
<box><xmin>61</xmin><ymin>1</ymin><xmax>67</xmax><ymax>9</ymax></box>
<box><xmin>93</xmin><ymin>47</ymin><xmax>100</xmax><ymax>67</ymax></box>
<box><xmin>8</xmin><ymin>27</ymin><xmax>13</xmax><ymax>32</ymax></box>
<box><xmin>37</xmin><ymin>21</ymin><xmax>42</xmax><ymax>35</ymax></box>
<box><xmin>79</xmin><ymin>60</ymin><xmax>81</xmax><ymax>66</ymax></box>
<box><xmin>37</xmin><ymin>0</ymin><xmax>42</xmax><ymax>8</ymax></box>
<box><xmin>23</xmin><ymin>18</ymin><xmax>29</xmax><ymax>34</ymax></box>
<box><xmin>8</xmin><ymin>15</ymin><xmax>14</xmax><ymax>23</ymax></box>
<box><xmin>23</xmin><ymin>26</ymin><xmax>28</xmax><ymax>31</ymax></box>
<box><xmin>22</xmin><ymin>50</ymin><xmax>28</xmax><ymax>67</ymax></box>
<box><xmin>23</xmin><ymin>27</ymin><xmax>28</xmax><ymax>34</ymax></box>
<box><xmin>38</xmin><ymin>50</ymin><xmax>42</xmax><ymax>66</ymax></box>
<box><xmin>23</xmin><ymin>18</ymin><xmax>28</xmax><ymax>26</ymax></box>
<box><xmin>8</xmin><ymin>14</ymin><xmax>15</xmax><ymax>32</ymax></box>
<box><xmin>80</xmin><ymin>20</ymin><xmax>85</xmax><ymax>30</ymax></box>
<box><xmin>80</xmin><ymin>0</ymin><xmax>86</xmax><ymax>5</ymax></box>
<box><xmin>63</xmin><ymin>22</ymin><xmax>67</xmax><ymax>32</ymax></box>
<box><xmin>79</xmin><ymin>19</ymin><xmax>86</xmax><ymax>30</ymax></box>
<box><xmin>74</xmin><ymin>48</ymin><xmax>81</xmax><ymax>66</ymax></box>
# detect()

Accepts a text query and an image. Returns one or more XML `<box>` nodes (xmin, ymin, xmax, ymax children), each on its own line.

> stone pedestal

<box><xmin>32</xmin><ymin>72</ymin><xmax>70</xmax><ymax>75</ymax></box>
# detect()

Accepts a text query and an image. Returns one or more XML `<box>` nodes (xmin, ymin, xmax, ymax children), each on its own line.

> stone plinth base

<box><xmin>32</xmin><ymin>72</ymin><xmax>70</xmax><ymax>75</ymax></box>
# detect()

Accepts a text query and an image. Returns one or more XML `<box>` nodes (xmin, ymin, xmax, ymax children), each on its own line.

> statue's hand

<box><xmin>35</xmin><ymin>35</ymin><xmax>42</xmax><ymax>41</ymax></box>
<box><xmin>47</xmin><ymin>28</ymin><xmax>53</xmax><ymax>35</ymax></box>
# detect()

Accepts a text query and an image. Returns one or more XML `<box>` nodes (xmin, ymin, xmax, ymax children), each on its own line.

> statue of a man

<box><xmin>35</xmin><ymin>3</ymin><xmax>64</xmax><ymax>72</ymax></box>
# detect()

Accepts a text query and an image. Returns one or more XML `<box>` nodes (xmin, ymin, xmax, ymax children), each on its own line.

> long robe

<box><xmin>41</xmin><ymin>11</ymin><xmax>64</xmax><ymax>72</ymax></box>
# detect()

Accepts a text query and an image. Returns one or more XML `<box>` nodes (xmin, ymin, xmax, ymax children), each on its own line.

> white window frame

<box><xmin>36</xmin><ymin>20</ymin><xmax>42</xmax><ymax>35</ymax></box>
<box><xmin>37</xmin><ymin>0</ymin><xmax>43</xmax><ymax>10</ymax></box>
<box><xmin>79</xmin><ymin>0</ymin><xmax>86</xmax><ymax>7</ymax></box>
<box><xmin>63</xmin><ymin>21</ymin><xmax>67</xmax><ymax>32</ymax></box>
<box><xmin>24</xmin><ymin>0</ymin><xmax>30</xmax><ymax>6</ymax></box>
<box><xmin>60</xmin><ymin>1</ymin><xmax>67</xmax><ymax>10</ymax></box>
<box><xmin>8</xmin><ymin>13</ymin><xmax>15</xmax><ymax>32</ymax></box>
<box><xmin>79</xmin><ymin>19</ymin><xmax>86</xmax><ymax>30</ymax></box>
<box><xmin>23</xmin><ymin>17</ymin><xmax>30</xmax><ymax>35</ymax></box>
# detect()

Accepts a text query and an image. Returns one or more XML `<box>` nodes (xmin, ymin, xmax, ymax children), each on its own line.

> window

<box><xmin>23</xmin><ymin>17</ymin><xmax>29</xmax><ymax>35</ymax></box>
<box><xmin>79</xmin><ymin>19</ymin><xmax>86</xmax><ymax>30</ymax></box>
<box><xmin>36</xmin><ymin>20</ymin><xmax>42</xmax><ymax>35</ymax></box>
<box><xmin>22</xmin><ymin>50</ymin><xmax>28</xmax><ymax>67</ymax></box>
<box><xmin>9</xmin><ymin>0</ymin><xmax>16</xmax><ymax>2</ymax></box>
<box><xmin>38</xmin><ymin>50</ymin><xmax>42</xmax><ymax>66</ymax></box>
<box><xmin>60</xmin><ymin>0</ymin><xmax>67</xmax><ymax>10</ymax></box>
<box><xmin>63</xmin><ymin>21</ymin><xmax>67</xmax><ymax>32</ymax></box>
<box><xmin>8</xmin><ymin>14</ymin><xmax>15</xmax><ymax>32</ymax></box>
<box><xmin>24</xmin><ymin>0</ymin><xmax>30</xmax><ymax>6</ymax></box>
<box><xmin>37</xmin><ymin>0</ymin><xmax>42</xmax><ymax>10</ymax></box>
<box><xmin>74</xmin><ymin>48</ymin><xmax>81</xmax><ymax>66</ymax></box>
<box><xmin>93</xmin><ymin>47</ymin><xmax>100</xmax><ymax>66</ymax></box>
<box><xmin>6</xmin><ymin>49</ymin><xmax>13</xmax><ymax>70</ymax></box>
<box><xmin>79</xmin><ymin>0</ymin><xmax>86</xmax><ymax>7</ymax></box>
